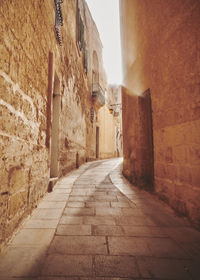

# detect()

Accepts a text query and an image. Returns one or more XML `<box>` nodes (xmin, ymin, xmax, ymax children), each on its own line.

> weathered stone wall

<box><xmin>0</xmin><ymin>0</ymin><xmax>105</xmax><ymax>250</ymax></box>
<box><xmin>78</xmin><ymin>0</ymin><xmax>107</xmax><ymax>161</ymax></box>
<box><xmin>120</xmin><ymin>0</ymin><xmax>200</xmax><ymax>227</ymax></box>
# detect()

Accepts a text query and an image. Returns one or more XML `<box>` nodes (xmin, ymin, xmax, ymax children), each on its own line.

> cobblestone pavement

<box><xmin>0</xmin><ymin>158</ymin><xmax>200</xmax><ymax>280</ymax></box>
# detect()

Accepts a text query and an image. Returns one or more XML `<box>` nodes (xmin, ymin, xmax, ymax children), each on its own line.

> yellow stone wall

<box><xmin>0</xmin><ymin>0</ymin><xmax>106</xmax><ymax>250</ymax></box>
<box><xmin>120</xmin><ymin>0</ymin><xmax>200</xmax><ymax>227</ymax></box>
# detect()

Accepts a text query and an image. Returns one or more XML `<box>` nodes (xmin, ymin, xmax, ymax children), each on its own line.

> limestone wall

<box><xmin>120</xmin><ymin>0</ymin><xmax>200</xmax><ymax>227</ymax></box>
<box><xmin>0</xmin><ymin>0</ymin><xmax>105</xmax><ymax>250</ymax></box>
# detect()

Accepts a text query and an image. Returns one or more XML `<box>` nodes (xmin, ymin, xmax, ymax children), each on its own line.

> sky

<box><xmin>86</xmin><ymin>0</ymin><xmax>122</xmax><ymax>85</ymax></box>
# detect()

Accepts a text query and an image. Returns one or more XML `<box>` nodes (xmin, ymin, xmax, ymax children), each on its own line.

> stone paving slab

<box><xmin>48</xmin><ymin>236</ymin><xmax>107</xmax><ymax>255</ymax></box>
<box><xmin>71</xmin><ymin>189</ymin><xmax>95</xmax><ymax>196</ymax></box>
<box><xmin>64</xmin><ymin>207</ymin><xmax>95</xmax><ymax>216</ymax></box>
<box><xmin>96</xmin><ymin>207</ymin><xmax>122</xmax><ymax>216</ymax></box>
<box><xmin>94</xmin><ymin>195</ymin><xmax>118</xmax><ymax>202</ymax></box>
<box><xmin>122</xmin><ymin>225</ymin><xmax>167</xmax><ymax>237</ymax></box>
<box><xmin>41</xmin><ymin>255</ymin><xmax>93</xmax><ymax>277</ymax></box>
<box><xmin>86</xmin><ymin>202</ymin><xmax>111</xmax><ymax>208</ymax></box>
<box><xmin>10</xmin><ymin>228</ymin><xmax>55</xmax><ymax>248</ymax></box>
<box><xmin>37</xmin><ymin>201</ymin><xmax>66</xmax><ymax>209</ymax></box>
<box><xmin>23</xmin><ymin>219</ymin><xmax>59</xmax><ymax>229</ymax></box>
<box><xmin>31</xmin><ymin>208</ymin><xmax>63</xmax><ymax>220</ymax></box>
<box><xmin>115</xmin><ymin>215</ymin><xmax>156</xmax><ymax>226</ymax></box>
<box><xmin>136</xmin><ymin>256</ymin><xmax>198</xmax><ymax>279</ymax></box>
<box><xmin>56</xmin><ymin>224</ymin><xmax>92</xmax><ymax>235</ymax></box>
<box><xmin>67</xmin><ymin>202</ymin><xmax>86</xmax><ymax>208</ymax></box>
<box><xmin>43</xmin><ymin>193</ymin><xmax>69</xmax><ymax>202</ymax></box>
<box><xmin>54</xmin><ymin>188</ymin><xmax>72</xmax><ymax>194</ymax></box>
<box><xmin>108</xmin><ymin>236</ymin><xmax>151</xmax><ymax>256</ymax></box>
<box><xmin>0</xmin><ymin>246</ymin><xmax>46</xmax><ymax>277</ymax></box>
<box><xmin>95</xmin><ymin>255</ymin><xmax>139</xmax><ymax>278</ymax></box>
<box><xmin>110</xmin><ymin>202</ymin><xmax>131</xmax><ymax>208</ymax></box>
<box><xmin>108</xmin><ymin>236</ymin><xmax>189</xmax><ymax>258</ymax></box>
<box><xmin>83</xmin><ymin>216</ymin><xmax>116</xmax><ymax>225</ymax></box>
<box><xmin>93</xmin><ymin>225</ymin><xmax>124</xmax><ymax>236</ymax></box>
<box><xmin>60</xmin><ymin>216</ymin><xmax>84</xmax><ymax>225</ymax></box>
<box><xmin>68</xmin><ymin>195</ymin><xmax>95</xmax><ymax>202</ymax></box>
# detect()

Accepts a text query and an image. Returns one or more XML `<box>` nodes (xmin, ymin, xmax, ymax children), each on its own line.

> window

<box><xmin>76</xmin><ymin>2</ymin><xmax>88</xmax><ymax>74</ymax></box>
<box><xmin>78</xmin><ymin>9</ymin><xmax>84</xmax><ymax>50</ymax></box>
<box><xmin>54</xmin><ymin>0</ymin><xmax>63</xmax><ymax>45</ymax></box>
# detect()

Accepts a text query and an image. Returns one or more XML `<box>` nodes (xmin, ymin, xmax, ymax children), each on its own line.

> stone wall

<box><xmin>0</xmin><ymin>0</ymin><xmax>105</xmax><ymax>250</ymax></box>
<box><xmin>120</xmin><ymin>0</ymin><xmax>200</xmax><ymax>227</ymax></box>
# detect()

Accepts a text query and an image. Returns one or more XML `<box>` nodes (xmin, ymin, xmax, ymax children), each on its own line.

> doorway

<box><xmin>96</xmin><ymin>126</ymin><xmax>99</xmax><ymax>158</ymax></box>
<box><xmin>138</xmin><ymin>88</ymin><xmax>154</xmax><ymax>190</ymax></box>
<box><xmin>50</xmin><ymin>73</ymin><xmax>60</xmax><ymax>178</ymax></box>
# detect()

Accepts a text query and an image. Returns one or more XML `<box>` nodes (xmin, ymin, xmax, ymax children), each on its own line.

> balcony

<box><xmin>92</xmin><ymin>83</ymin><xmax>105</xmax><ymax>107</ymax></box>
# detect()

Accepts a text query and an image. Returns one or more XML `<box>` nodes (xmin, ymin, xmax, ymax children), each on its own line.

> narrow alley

<box><xmin>0</xmin><ymin>158</ymin><xmax>200</xmax><ymax>280</ymax></box>
<box><xmin>1</xmin><ymin>0</ymin><xmax>200</xmax><ymax>279</ymax></box>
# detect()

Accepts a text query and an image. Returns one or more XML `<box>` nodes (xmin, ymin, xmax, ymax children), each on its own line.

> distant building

<box><xmin>98</xmin><ymin>85</ymin><xmax>123</xmax><ymax>159</ymax></box>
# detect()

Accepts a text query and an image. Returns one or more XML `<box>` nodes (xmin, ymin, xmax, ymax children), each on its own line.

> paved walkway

<box><xmin>0</xmin><ymin>158</ymin><xmax>200</xmax><ymax>280</ymax></box>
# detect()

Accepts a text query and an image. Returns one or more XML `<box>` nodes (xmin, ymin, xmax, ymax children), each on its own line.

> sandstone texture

<box><xmin>0</xmin><ymin>0</ymin><xmax>118</xmax><ymax>250</ymax></box>
<box><xmin>120</xmin><ymin>0</ymin><xmax>200</xmax><ymax>227</ymax></box>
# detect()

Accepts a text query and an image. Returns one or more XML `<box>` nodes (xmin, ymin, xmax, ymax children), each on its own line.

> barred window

<box><xmin>76</xmin><ymin>2</ymin><xmax>88</xmax><ymax>74</ymax></box>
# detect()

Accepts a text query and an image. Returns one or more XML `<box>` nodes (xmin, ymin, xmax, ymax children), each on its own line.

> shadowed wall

<box><xmin>120</xmin><ymin>0</ymin><xmax>200</xmax><ymax>227</ymax></box>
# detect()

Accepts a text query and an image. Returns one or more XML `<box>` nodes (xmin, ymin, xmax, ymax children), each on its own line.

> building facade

<box><xmin>96</xmin><ymin>85</ymin><xmax>123</xmax><ymax>160</ymax></box>
<box><xmin>0</xmin><ymin>0</ymin><xmax>108</xmax><ymax>250</ymax></box>
<box><xmin>120</xmin><ymin>0</ymin><xmax>200</xmax><ymax>227</ymax></box>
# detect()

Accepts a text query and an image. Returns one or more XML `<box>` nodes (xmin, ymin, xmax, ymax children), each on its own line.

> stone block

<box><xmin>93</xmin><ymin>225</ymin><xmax>124</xmax><ymax>236</ymax></box>
<box><xmin>60</xmin><ymin>216</ymin><xmax>84</xmax><ymax>225</ymax></box>
<box><xmin>68</xmin><ymin>195</ymin><xmax>94</xmax><ymax>202</ymax></box>
<box><xmin>85</xmin><ymin>202</ymin><xmax>110</xmax><ymax>208</ymax></box>
<box><xmin>0</xmin><ymin>43</ymin><xmax>10</xmax><ymax>74</ymax></box>
<box><xmin>95</xmin><ymin>195</ymin><xmax>118</xmax><ymax>202</ymax></box>
<box><xmin>56</xmin><ymin>224</ymin><xmax>91</xmax><ymax>235</ymax></box>
<box><xmin>11</xmin><ymin>228</ymin><xmax>55</xmax><ymax>247</ymax></box>
<box><xmin>83</xmin><ymin>216</ymin><xmax>116</xmax><ymax>225</ymax></box>
<box><xmin>64</xmin><ymin>207</ymin><xmax>95</xmax><ymax>216</ymax></box>
<box><xmin>96</xmin><ymin>207</ymin><xmax>122</xmax><ymax>216</ymax></box>
<box><xmin>31</xmin><ymin>208</ymin><xmax>63</xmax><ymax>220</ymax></box>
<box><xmin>23</xmin><ymin>219</ymin><xmax>59</xmax><ymax>229</ymax></box>
<box><xmin>67</xmin><ymin>202</ymin><xmax>85</xmax><ymax>208</ymax></box>
<box><xmin>137</xmin><ymin>257</ymin><xmax>199</xmax><ymax>279</ymax></box>
<box><xmin>108</xmin><ymin>236</ymin><xmax>151</xmax><ymax>256</ymax></box>
<box><xmin>43</xmin><ymin>193</ymin><xmax>69</xmax><ymax>202</ymax></box>
<box><xmin>95</xmin><ymin>255</ymin><xmax>139</xmax><ymax>278</ymax></box>
<box><xmin>0</xmin><ymin>247</ymin><xmax>46</xmax><ymax>277</ymax></box>
<box><xmin>8</xmin><ymin>191</ymin><xmax>27</xmax><ymax>219</ymax></box>
<box><xmin>122</xmin><ymin>226</ymin><xmax>167</xmax><ymax>237</ymax></box>
<box><xmin>111</xmin><ymin>202</ymin><xmax>131</xmax><ymax>208</ymax></box>
<box><xmin>41</xmin><ymin>254</ymin><xmax>93</xmax><ymax>277</ymax></box>
<box><xmin>38</xmin><ymin>201</ymin><xmax>66</xmax><ymax>209</ymax></box>
<box><xmin>49</xmin><ymin>236</ymin><xmax>107</xmax><ymax>255</ymax></box>
<box><xmin>115</xmin><ymin>216</ymin><xmax>156</xmax><ymax>226</ymax></box>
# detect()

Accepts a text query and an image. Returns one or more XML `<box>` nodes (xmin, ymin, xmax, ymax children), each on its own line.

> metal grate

<box><xmin>54</xmin><ymin>0</ymin><xmax>63</xmax><ymax>45</ymax></box>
